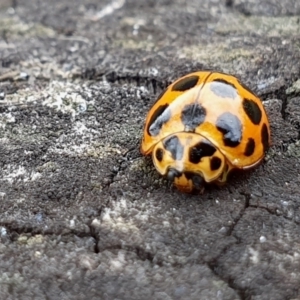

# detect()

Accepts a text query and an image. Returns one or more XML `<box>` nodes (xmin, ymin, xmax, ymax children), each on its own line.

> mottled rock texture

<box><xmin>0</xmin><ymin>0</ymin><xmax>300</xmax><ymax>299</ymax></box>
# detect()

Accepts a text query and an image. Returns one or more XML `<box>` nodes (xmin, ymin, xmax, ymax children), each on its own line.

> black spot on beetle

<box><xmin>155</xmin><ymin>148</ymin><xmax>164</xmax><ymax>162</ymax></box>
<box><xmin>244</xmin><ymin>138</ymin><xmax>255</xmax><ymax>156</ymax></box>
<box><xmin>216</xmin><ymin>112</ymin><xmax>242</xmax><ymax>147</ymax></box>
<box><xmin>210</xmin><ymin>79</ymin><xmax>238</xmax><ymax>99</ymax></box>
<box><xmin>181</xmin><ymin>103</ymin><xmax>206</xmax><ymax>131</ymax></box>
<box><xmin>172</xmin><ymin>75</ymin><xmax>199</xmax><ymax>92</ymax></box>
<box><xmin>261</xmin><ymin>123</ymin><xmax>269</xmax><ymax>153</ymax></box>
<box><xmin>184</xmin><ymin>171</ymin><xmax>204</xmax><ymax>190</ymax></box>
<box><xmin>243</xmin><ymin>98</ymin><xmax>262</xmax><ymax>125</ymax></box>
<box><xmin>163</xmin><ymin>135</ymin><xmax>184</xmax><ymax>160</ymax></box>
<box><xmin>210</xmin><ymin>156</ymin><xmax>222</xmax><ymax>171</ymax></box>
<box><xmin>184</xmin><ymin>171</ymin><xmax>195</xmax><ymax>181</ymax></box>
<box><xmin>189</xmin><ymin>141</ymin><xmax>216</xmax><ymax>164</ymax></box>
<box><xmin>147</xmin><ymin>104</ymin><xmax>171</xmax><ymax>136</ymax></box>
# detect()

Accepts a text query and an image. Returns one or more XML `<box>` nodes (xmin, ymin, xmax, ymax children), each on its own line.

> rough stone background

<box><xmin>0</xmin><ymin>0</ymin><xmax>300</xmax><ymax>299</ymax></box>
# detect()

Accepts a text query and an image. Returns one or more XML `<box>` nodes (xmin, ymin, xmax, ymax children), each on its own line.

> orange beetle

<box><xmin>140</xmin><ymin>71</ymin><xmax>271</xmax><ymax>193</ymax></box>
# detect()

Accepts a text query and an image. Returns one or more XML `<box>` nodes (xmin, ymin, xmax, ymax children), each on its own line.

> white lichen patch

<box><xmin>73</xmin><ymin>121</ymin><xmax>89</xmax><ymax>135</ymax></box>
<box><xmin>3</xmin><ymin>166</ymin><xmax>26</xmax><ymax>183</ymax></box>
<box><xmin>128</xmin><ymin>157</ymin><xmax>146</xmax><ymax>172</ymax></box>
<box><xmin>101</xmin><ymin>206</ymin><xmax>141</xmax><ymax>236</ymax></box>
<box><xmin>27</xmin><ymin>235</ymin><xmax>44</xmax><ymax>246</ymax></box>
<box><xmin>0</xmin><ymin>112</ymin><xmax>16</xmax><ymax>129</ymax></box>
<box><xmin>20</xmin><ymin>59</ymin><xmax>81</xmax><ymax>80</ymax></box>
<box><xmin>286</xmin><ymin>140</ymin><xmax>300</xmax><ymax>158</ymax></box>
<box><xmin>100</xmin><ymin>196</ymin><xmax>151</xmax><ymax>230</ymax></box>
<box><xmin>249</xmin><ymin>247</ymin><xmax>260</xmax><ymax>264</ymax></box>
<box><xmin>3</xmin><ymin>80</ymin><xmax>88</xmax><ymax>120</ymax></box>
<box><xmin>2</xmin><ymin>165</ymin><xmax>41</xmax><ymax>184</ymax></box>
<box><xmin>85</xmin><ymin>143</ymin><xmax>124</xmax><ymax>158</ymax></box>
<box><xmin>2</xmin><ymin>88</ymin><xmax>38</xmax><ymax>107</ymax></box>
<box><xmin>0</xmin><ymin>16</ymin><xmax>56</xmax><ymax>38</ymax></box>
<box><xmin>88</xmin><ymin>0</ymin><xmax>126</xmax><ymax>21</ymax></box>
<box><xmin>0</xmin><ymin>227</ymin><xmax>7</xmax><ymax>237</ymax></box>
<box><xmin>180</xmin><ymin>43</ymin><xmax>256</xmax><ymax>74</ymax></box>
<box><xmin>213</xmin><ymin>15</ymin><xmax>300</xmax><ymax>37</ymax></box>
<box><xmin>17</xmin><ymin>234</ymin><xmax>44</xmax><ymax>246</ymax></box>
<box><xmin>46</xmin><ymin>137</ymin><xmax>124</xmax><ymax>159</ymax></box>
<box><xmin>256</xmin><ymin>76</ymin><xmax>281</xmax><ymax>92</ymax></box>
<box><xmin>286</xmin><ymin>79</ymin><xmax>300</xmax><ymax>94</ymax></box>
<box><xmin>42</xmin><ymin>81</ymin><xmax>87</xmax><ymax>118</ymax></box>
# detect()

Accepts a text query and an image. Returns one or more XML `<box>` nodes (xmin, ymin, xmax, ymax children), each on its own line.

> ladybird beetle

<box><xmin>140</xmin><ymin>71</ymin><xmax>271</xmax><ymax>193</ymax></box>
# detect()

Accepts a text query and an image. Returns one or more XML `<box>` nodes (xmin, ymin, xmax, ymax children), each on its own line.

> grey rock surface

<box><xmin>0</xmin><ymin>0</ymin><xmax>300</xmax><ymax>299</ymax></box>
